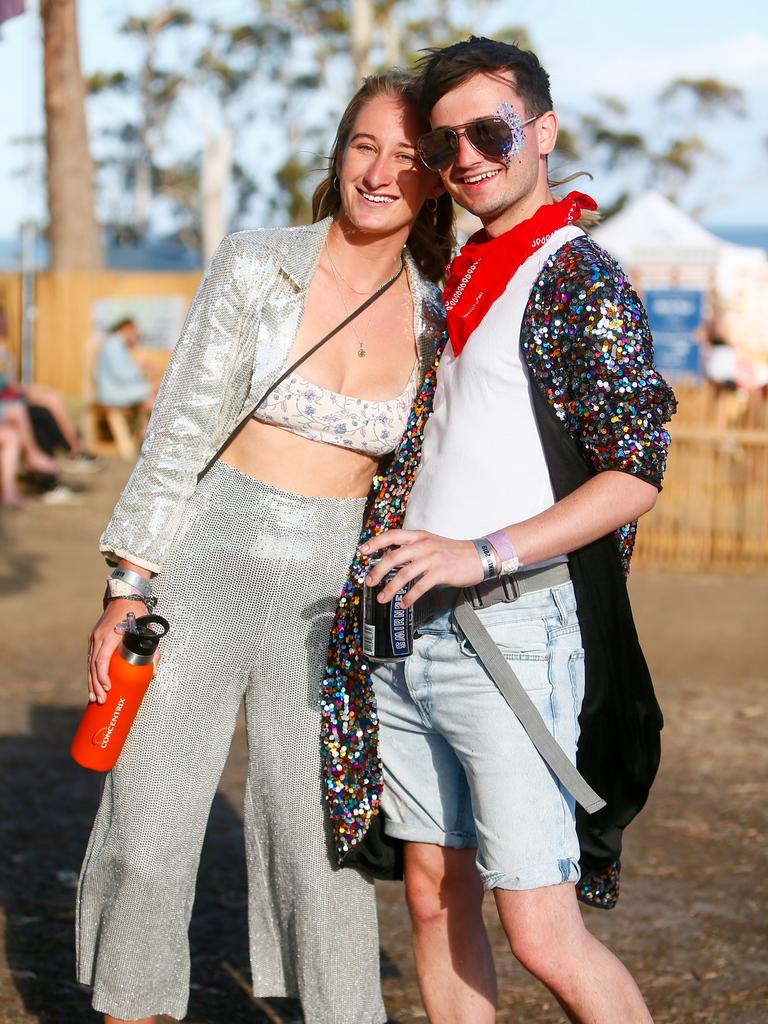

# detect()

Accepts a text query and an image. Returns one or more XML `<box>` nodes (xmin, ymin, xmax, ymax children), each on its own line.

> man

<box><xmin>360</xmin><ymin>37</ymin><xmax>676</xmax><ymax>1024</ymax></box>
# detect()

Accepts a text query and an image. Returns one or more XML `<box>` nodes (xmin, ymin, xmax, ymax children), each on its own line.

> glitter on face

<box><xmin>496</xmin><ymin>101</ymin><xmax>527</xmax><ymax>165</ymax></box>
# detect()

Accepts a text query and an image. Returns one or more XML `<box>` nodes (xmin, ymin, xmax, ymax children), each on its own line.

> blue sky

<box><xmin>0</xmin><ymin>0</ymin><xmax>766</xmax><ymax>239</ymax></box>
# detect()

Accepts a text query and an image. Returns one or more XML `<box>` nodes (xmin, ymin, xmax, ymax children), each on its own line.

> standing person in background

<box><xmin>77</xmin><ymin>72</ymin><xmax>450</xmax><ymax>1024</ymax></box>
<box><xmin>326</xmin><ymin>37</ymin><xmax>676</xmax><ymax>1024</ymax></box>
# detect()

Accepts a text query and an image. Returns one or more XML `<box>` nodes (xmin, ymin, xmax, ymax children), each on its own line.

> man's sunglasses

<box><xmin>417</xmin><ymin>114</ymin><xmax>539</xmax><ymax>172</ymax></box>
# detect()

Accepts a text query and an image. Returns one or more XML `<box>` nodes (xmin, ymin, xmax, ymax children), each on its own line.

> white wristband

<box><xmin>486</xmin><ymin>529</ymin><xmax>521</xmax><ymax>575</ymax></box>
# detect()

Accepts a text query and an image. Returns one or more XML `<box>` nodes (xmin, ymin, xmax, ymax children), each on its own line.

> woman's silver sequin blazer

<box><xmin>99</xmin><ymin>217</ymin><xmax>445</xmax><ymax>572</ymax></box>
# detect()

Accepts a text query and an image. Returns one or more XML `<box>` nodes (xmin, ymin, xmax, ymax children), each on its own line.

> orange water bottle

<box><xmin>71</xmin><ymin>614</ymin><xmax>170</xmax><ymax>771</ymax></box>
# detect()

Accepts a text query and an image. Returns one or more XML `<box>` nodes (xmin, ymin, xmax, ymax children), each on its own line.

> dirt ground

<box><xmin>0</xmin><ymin>460</ymin><xmax>766</xmax><ymax>1024</ymax></box>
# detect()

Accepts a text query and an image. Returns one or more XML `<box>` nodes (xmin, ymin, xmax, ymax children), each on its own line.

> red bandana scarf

<box><xmin>443</xmin><ymin>191</ymin><xmax>598</xmax><ymax>356</ymax></box>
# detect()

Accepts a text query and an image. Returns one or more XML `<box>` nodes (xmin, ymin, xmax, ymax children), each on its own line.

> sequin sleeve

<box><xmin>525</xmin><ymin>238</ymin><xmax>677</xmax><ymax>490</ymax></box>
<box><xmin>569</xmin><ymin>258</ymin><xmax>676</xmax><ymax>488</ymax></box>
<box><xmin>99</xmin><ymin>233</ymin><xmax>254</xmax><ymax>572</ymax></box>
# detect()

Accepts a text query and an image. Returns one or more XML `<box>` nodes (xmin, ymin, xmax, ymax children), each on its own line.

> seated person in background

<box><xmin>0</xmin><ymin>342</ymin><xmax>100</xmax><ymax>471</ymax></box>
<box><xmin>706</xmin><ymin>335</ymin><xmax>738</xmax><ymax>394</ymax></box>
<box><xmin>0</xmin><ymin>397</ymin><xmax>66</xmax><ymax>506</ymax></box>
<box><xmin>0</xmin><ymin>420</ymin><xmax>24</xmax><ymax>507</ymax></box>
<box><xmin>94</xmin><ymin>318</ymin><xmax>155</xmax><ymax>411</ymax></box>
<box><xmin>705</xmin><ymin>317</ymin><xmax>744</xmax><ymax>429</ymax></box>
<box><xmin>0</xmin><ymin>398</ymin><xmax>59</xmax><ymax>477</ymax></box>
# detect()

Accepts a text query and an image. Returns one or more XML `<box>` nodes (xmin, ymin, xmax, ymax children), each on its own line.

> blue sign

<box><xmin>645</xmin><ymin>289</ymin><xmax>705</xmax><ymax>381</ymax></box>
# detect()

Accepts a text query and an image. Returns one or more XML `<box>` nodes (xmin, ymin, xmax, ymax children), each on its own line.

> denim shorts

<box><xmin>373</xmin><ymin>580</ymin><xmax>585</xmax><ymax>891</ymax></box>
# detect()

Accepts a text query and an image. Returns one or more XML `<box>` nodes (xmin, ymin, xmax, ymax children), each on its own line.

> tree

<box><xmin>41</xmin><ymin>0</ymin><xmax>102</xmax><ymax>269</ymax></box>
<box><xmin>82</xmin><ymin>5</ymin><xmax>754</xmax><ymax>245</ymax></box>
<box><xmin>350</xmin><ymin>0</ymin><xmax>374</xmax><ymax>82</ymax></box>
<box><xmin>86</xmin><ymin>1</ymin><xmax>526</xmax><ymax>236</ymax></box>
<box><xmin>115</xmin><ymin>9</ymin><xmax>192</xmax><ymax>237</ymax></box>
<box><xmin>562</xmin><ymin>77</ymin><xmax>748</xmax><ymax>215</ymax></box>
<box><xmin>266</xmin><ymin>3</ymin><xmax>529</xmax><ymax>224</ymax></box>
<box><xmin>88</xmin><ymin>6</ymin><xmax>274</xmax><ymax>247</ymax></box>
<box><xmin>86</xmin><ymin>8</ymin><xmax>195</xmax><ymax>243</ymax></box>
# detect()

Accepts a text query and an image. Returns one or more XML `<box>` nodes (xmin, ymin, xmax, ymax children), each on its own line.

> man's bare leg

<box><xmin>495</xmin><ymin>883</ymin><xmax>653</xmax><ymax>1024</ymax></box>
<box><xmin>405</xmin><ymin>842</ymin><xmax>496</xmax><ymax>1024</ymax></box>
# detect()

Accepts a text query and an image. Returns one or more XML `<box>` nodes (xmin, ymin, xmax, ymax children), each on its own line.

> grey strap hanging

<box><xmin>452</xmin><ymin>594</ymin><xmax>606</xmax><ymax>815</ymax></box>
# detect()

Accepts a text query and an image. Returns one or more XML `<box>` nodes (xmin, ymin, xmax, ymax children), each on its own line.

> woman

<box><xmin>78</xmin><ymin>72</ymin><xmax>451</xmax><ymax>1024</ymax></box>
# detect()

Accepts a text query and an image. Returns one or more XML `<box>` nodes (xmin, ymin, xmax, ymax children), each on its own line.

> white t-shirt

<box><xmin>404</xmin><ymin>225</ymin><xmax>583</xmax><ymax>558</ymax></box>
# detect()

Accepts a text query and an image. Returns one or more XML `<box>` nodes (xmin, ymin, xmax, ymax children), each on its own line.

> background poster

<box><xmin>645</xmin><ymin>288</ymin><xmax>706</xmax><ymax>381</ymax></box>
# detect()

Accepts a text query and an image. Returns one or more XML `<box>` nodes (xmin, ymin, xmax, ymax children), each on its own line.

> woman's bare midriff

<box><xmin>220</xmin><ymin>418</ymin><xmax>381</xmax><ymax>499</ymax></box>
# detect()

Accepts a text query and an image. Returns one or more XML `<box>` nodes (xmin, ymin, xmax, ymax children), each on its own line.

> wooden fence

<box><xmin>0</xmin><ymin>273</ymin><xmax>22</xmax><ymax>363</ymax></box>
<box><xmin>633</xmin><ymin>385</ymin><xmax>768</xmax><ymax>572</ymax></box>
<box><xmin>0</xmin><ymin>269</ymin><xmax>200</xmax><ymax>397</ymax></box>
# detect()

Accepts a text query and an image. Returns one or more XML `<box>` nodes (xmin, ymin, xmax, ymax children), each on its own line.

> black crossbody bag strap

<box><xmin>196</xmin><ymin>258</ymin><xmax>405</xmax><ymax>484</ymax></box>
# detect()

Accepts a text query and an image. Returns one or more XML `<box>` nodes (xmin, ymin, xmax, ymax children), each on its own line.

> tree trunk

<box><xmin>350</xmin><ymin>0</ymin><xmax>374</xmax><ymax>85</ymax></box>
<box><xmin>41</xmin><ymin>0</ymin><xmax>103</xmax><ymax>269</ymax></box>
<box><xmin>201</xmin><ymin>128</ymin><xmax>232</xmax><ymax>264</ymax></box>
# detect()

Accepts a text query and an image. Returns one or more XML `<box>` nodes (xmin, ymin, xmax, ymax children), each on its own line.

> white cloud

<box><xmin>550</xmin><ymin>31</ymin><xmax>768</xmax><ymax>103</ymax></box>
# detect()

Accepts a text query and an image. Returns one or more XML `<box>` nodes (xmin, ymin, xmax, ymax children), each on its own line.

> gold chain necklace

<box><xmin>325</xmin><ymin>236</ymin><xmax>399</xmax><ymax>296</ymax></box>
<box><xmin>325</xmin><ymin>245</ymin><xmax>369</xmax><ymax>357</ymax></box>
<box><xmin>324</xmin><ymin>240</ymin><xmax>400</xmax><ymax>358</ymax></box>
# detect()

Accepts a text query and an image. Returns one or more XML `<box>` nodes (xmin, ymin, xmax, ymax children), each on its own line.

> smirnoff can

<box><xmin>362</xmin><ymin>556</ymin><xmax>414</xmax><ymax>662</ymax></box>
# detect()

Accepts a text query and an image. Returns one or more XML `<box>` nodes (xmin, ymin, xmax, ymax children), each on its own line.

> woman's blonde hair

<box><xmin>312</xmin><ymin>71</ymin><xmax>454</xmax><ymax>283</ymax></box>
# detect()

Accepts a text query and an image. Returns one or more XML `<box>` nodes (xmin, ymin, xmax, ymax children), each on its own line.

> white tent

<box><xmin>592</xmin><ymin>190</ymin><xmax>767</xmax><ymax>299</ymax></box>
<box><xmin>594</xmin><ymin>191</ymin><xmax>768</xmax><ymax>364</ymax></box>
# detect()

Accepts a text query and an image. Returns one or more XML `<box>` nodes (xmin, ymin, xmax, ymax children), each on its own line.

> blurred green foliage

<box><xmin>83</xmin><ymin>2</ymin><xmax>749</xmax><ymax>244</ymax></box>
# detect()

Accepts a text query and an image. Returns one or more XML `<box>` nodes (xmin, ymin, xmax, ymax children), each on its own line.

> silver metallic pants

<box><xmin>76</xmin><ymin>462</ymin><xmax>385</xmax><ymax>1024</ymax></box>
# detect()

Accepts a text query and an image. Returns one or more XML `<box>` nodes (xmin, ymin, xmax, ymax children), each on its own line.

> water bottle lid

<box><xmin>121</xmin><ymin>614</ymin><xmax>170</xmax><ymax>657</ymax></box>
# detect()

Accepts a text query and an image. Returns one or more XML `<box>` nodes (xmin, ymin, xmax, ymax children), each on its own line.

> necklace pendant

<box><xmin>357</xmin><ymin>344</ymin><xmax>366</xmax><ymax>358</ymax></box>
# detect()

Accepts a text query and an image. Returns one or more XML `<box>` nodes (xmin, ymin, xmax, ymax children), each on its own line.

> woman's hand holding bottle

<box><xmin>88</xmin><ymin>599</ymin><xmax>142</xmax><ymax>703</ymax></box>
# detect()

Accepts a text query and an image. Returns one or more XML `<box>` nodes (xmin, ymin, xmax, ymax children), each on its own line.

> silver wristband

<box><xmin>472</xmin><ymin>537</ymin><xmax>500</xmax><ymax>581</ymax></box>
<box><xmin>110</xmin><ymin>566</ymin><xmax>152</xmax><ymax>597</ymax></box>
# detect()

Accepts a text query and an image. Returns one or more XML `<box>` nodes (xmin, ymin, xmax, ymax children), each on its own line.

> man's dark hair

<box><xmin>417</xmin><ymin>36</ymin><xmax>553</xmax><ymax>118</ymax></box>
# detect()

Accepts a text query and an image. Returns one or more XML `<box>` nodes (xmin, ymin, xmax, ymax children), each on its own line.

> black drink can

<box><xmin>362</xmin><ymin>556</ymin><xmax>414</xmax><ymax>662</ymax></box>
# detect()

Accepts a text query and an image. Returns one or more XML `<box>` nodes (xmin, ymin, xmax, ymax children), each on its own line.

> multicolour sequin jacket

<box><xmin>322</xmin><ymin>235</ymin><xmax>677</xmax><ymax>871</ymax></box>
